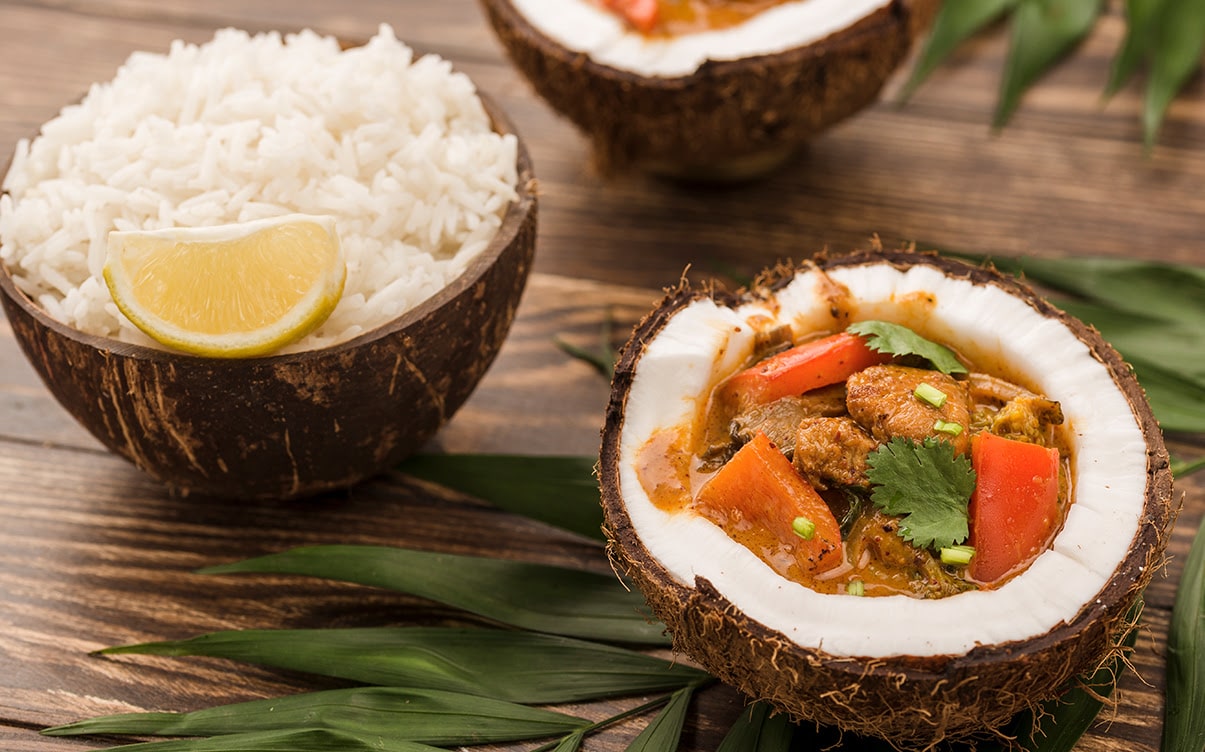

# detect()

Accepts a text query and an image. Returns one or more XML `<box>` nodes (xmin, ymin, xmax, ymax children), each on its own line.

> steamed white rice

<box><xmin>0</xmin><ymin>24</ymin><xmax>519</xmax><ymax>352</ymax></box>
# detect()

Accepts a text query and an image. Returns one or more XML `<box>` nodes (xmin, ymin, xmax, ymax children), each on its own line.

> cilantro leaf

<box><xmin>847</xmin><ymin>321</ymin><xmax>968</xmax><ymax>375</ymax></box>
<box><xmin>865</xmin><ymin>437</ymin><xmax>977</xmax><ymax>550</ymax></box>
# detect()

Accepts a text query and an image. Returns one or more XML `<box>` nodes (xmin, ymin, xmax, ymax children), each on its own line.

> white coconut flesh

<box><xmin>616</xmin><ymin>263</ymin><xmax>1148</xmax><ymax>658</ymax></box>
<box><xmin>508</xmin><ymin>0</ymin><xmax>894</xmax><ymax>77</ymax></box>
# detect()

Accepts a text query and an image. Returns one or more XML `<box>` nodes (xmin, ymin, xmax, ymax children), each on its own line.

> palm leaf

<box><xmin>43</xmin><ymin>686</ymin><xmax>584</xmax><ymax>743</ymax></box>
<box><xmin>548</xmin><ymin>731</ymin><xmax>587</xmax><ymax>752</ymax></box>
<box><xmin>553</xmin><ymin>308</ymin><xmax>620</xmax><ymax>379</ymax></box>
<box><xmin>1105</xmin><ymin>0</ymin><xmax>1166</xmax><ymax>95</ymax></box>
<box><xmin>974</xmin><ymin>255</ymin><xmax>1205</xmax><ymax>322</ymax></box>
<box><xmin>996</xmin><ymin>0</ymin><xmax>1104</xmax><ymax>127</ymax></box>
<box><xmin>1163</xmin><ymin>520</ymin><xmax>1205</xmax><ymax>752</ymax></box>
<box><xmin>1143</xmin><ymin>0</ymin><xmax>1205</xmax><ymax>145</ymax></box>
<box><xmin>898</xmin><ymin>0</ymin><xmax>1018</xmax><ymax>100</ymax></box>
<box><xmin>1116</xmin><ymin>355</ymin><xmax>1205</xmax><ymax>435</ymax></box>
<box><xmin>200</xmin><ymin>545</ymin><xmax>668</xmax><ymax>645</ymax></box>
<box><xmin>400</xmin><ymin>454</ymin><xmax>605</xmax><ymax>541</ymax></box>
<box><xmin>623</xmin><ymin>684</ymin><xmax>695</xmax><ymax>752</ymax></box>
<box><xmin>903</xmin><ymin>0</ymin><xmax>1204</xmax><ymax>145</ymax></box>
<box><xmin>717</xmin><ymin>702</ymin><xmax>794</xmax><ymax>752</ymax></box>
<box><xmin>97</xmin><ymin>627</ymin><xmax>704</xmax><ymax>704</ymax></box>
<box><xmin>48</xmin><ymin>729</ymin><xmax>443</xmax><ymax>752</ymax></box>
<box><xmin>1171</xmin><ymin>455</ymin><xmax>1205</xmax><ymax>478</ymax></box>
<box><xmin>1053</xmin><ymin>300</ymin><xmax>1205</xmax><ymax>388</ymax></box>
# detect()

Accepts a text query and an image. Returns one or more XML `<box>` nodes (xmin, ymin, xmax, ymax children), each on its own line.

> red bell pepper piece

<box><xmin>601</xmin><ymin>0</ymin><xmax>659</xmax><ymax>33</ymax></box>
<box><xmin>967</xmin><ymin>431</ymin><xmax>1061</xmax><ymax>584</ymax></box>
<box><xmin>723</xmin><ymin>331</ymin><xmax>892</xmax><ymax>407</ymax></box>
<box><xmin>694</xmin><ymin>432</ymin><xmax>844</xmax><ymax>576</ymax></box>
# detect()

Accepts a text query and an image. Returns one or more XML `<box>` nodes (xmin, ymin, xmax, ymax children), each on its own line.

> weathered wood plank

<box><xmin>0</xmin><ymin>1</ymin><xmax>1202</xmax><ymax>750</ymax></box>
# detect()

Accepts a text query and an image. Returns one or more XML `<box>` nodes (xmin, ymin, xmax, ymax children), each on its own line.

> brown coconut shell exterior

<box><xmin>598</xmin><ymin>248</ymin><xmax>1176</xmax><ymax>748</ymax></box>
<box><xmin>0</xmin><ymin>96</ymin><xmax>537</xmax><ymax>501</ymax></box>
<box><xmin>479</xmin><ymin>0</ymin><xmax>939</xmax><ymax>176</ymax></box>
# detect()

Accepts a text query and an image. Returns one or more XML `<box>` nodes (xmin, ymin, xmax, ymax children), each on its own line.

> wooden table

<box><xmin>0</xmin><ymin>2</ymin><xmax>1201</xmax><ymax>750</ymax></box>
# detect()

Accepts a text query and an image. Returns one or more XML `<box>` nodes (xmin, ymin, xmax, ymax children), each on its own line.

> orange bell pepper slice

<box><xmin>695</xmin><ymin>432</ymin><xmax>844</xmax><ymax>577</ymax></box>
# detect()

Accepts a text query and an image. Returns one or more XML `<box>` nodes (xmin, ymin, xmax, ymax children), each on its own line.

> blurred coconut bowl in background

<box><xmin>0</xmin><ymin>27</ymin><xmax>538</xmax><ymax>500</ymax></box>
<box><xmin>479</xmin><ymin>0</ymin><xmax>939</xmax><ymax>179</ymax></box>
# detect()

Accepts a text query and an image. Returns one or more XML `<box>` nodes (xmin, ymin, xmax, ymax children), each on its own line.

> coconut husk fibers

<box><xmin>598</xmin><ymin>247</ymin><xmax>1177</xmax><ymax>749</ymax></box>
<box><xmin>479</xmin><ymin>0</ymin><xmax>939</xmax><ymax>176</ymax></box>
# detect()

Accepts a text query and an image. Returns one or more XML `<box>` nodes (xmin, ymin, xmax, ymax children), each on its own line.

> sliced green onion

<box><xmin>941</xmin><ymin>545</ymin><xmax>976</xmax><ymax>566</ymax></box>
<box><xmin>792</xmin><ymin>517</ymin><xmax>816</xmax><ymax>540</ymax></box>
<box><xmin>847</xmin><ymin>580</ymin><xmax>865</xmax><ymax>597</ymax></box>
<box><xmin>914</xmin><ymin>382</ymin><xmax>948</xmax><ymax>409</ymax></box>
<box><xmin>933</xmin><ymin>420</ymin><xmax>964</xmax><ymax>436</ymax></box>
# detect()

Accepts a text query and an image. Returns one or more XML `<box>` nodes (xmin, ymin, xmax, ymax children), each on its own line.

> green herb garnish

<box><xmin>792</xmin><ymin>516</ymin><xmax>816</xmax><ymax>540</ymax></box>
<box><xmin>914</xmin><ymin>382</ymin><xmax>949</xmax><ymax>408</ymax></box>
<box><xmin>933</xmin><ymin>419</ymin><xmax>965</xmax><ymax>436</ymax></box>
<box><xmin>847</xmin><ymin>580</ymin><xmax>866</xmax><ymax>597</ymax></box>
<box><xmin>866</xmin><ymin>437</ymin><xmax>977</xmax><ymax>550</ymax></box>
<box><xmin>940</xmin><ymin>545</ymin><xmax>977</xmax><ymax>566</ymax></box>
<box><xmin>847</xmin><ymin>320</ymin><xmax>967</xmax><ymax>375</ymax></box>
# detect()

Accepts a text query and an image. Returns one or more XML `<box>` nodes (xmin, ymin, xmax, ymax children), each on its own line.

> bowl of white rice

<box><xmin>0</xmin><ymin>25</ymin><xmax>537</xmax><ymax>499</ymax></box>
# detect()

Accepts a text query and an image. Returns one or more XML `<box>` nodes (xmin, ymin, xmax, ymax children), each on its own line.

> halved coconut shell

<box><xmin>479</xmin><ymin>0</ymin><xmax>939</xmax><ymax>177</ymax></box>
<box><xmin>0</xmin><ymin>96</ymin><xmax>537</xmax><ymax>501</ymax></box>
<box><xmin>599</xmin><ymin>248</ymin><xmax>1175</xmax><ymax>747</ymax></box>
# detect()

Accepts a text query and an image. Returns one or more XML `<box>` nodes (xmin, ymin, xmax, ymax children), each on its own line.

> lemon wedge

<box><xmin>104</xmin><ymin>214</ymin><xmax>346</xmax><ymax>358</ymax></box>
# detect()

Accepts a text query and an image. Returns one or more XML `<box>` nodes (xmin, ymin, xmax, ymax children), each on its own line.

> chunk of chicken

<box><xmin>728</xmin><ymin>384</ymin><xmax>848</xmax><ymax>457</ymax></box>
<box><xmin>792</xmin><ymin>417</ymin><xmax>877</xmax><ymax>490</ymax></box>
<box><xmin>845</xmin><ymin>365</ymin><xmax>972</xmax><ymax>453</ymax></box>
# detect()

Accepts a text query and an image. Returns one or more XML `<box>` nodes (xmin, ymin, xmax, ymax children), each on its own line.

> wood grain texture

<box><xmin>0</xmin><ymin>1</ymin><xmax>1202</xmax><ymax>750</ymax></box>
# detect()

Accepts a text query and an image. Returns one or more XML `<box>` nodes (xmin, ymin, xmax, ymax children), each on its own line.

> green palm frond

<box><xmin>902</xmin><ymin>0</ymin><xmax>1205</xmax><ymax>146</ymax></box>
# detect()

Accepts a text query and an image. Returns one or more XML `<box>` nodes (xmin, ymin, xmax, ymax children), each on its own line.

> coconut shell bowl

<box><xmin>479</xmin><ymin>0</ymin><xmax>939</xmax><ymax>178</ymax></box>
<box><xmin>0</xmin><ymin>108</ymin><xmax>537</xmax><ymax>502</ymax></box>
<box><xmin>598</xmin><ymin>248</ymin><xmax>1176</xmax><ymax>747</ymax></box>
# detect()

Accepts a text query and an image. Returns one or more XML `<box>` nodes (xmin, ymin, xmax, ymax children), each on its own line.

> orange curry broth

<box><xmin>599</xmin><ymin>0</ymin><xmax>796</xmax><ymax>36</ymax></box>
<box><xmin>634</xmin><ymin>326</ymin><xmax>1074</xmax><ymax>598</ymax></box>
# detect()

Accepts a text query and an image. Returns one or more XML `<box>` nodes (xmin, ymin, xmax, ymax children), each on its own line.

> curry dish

<box><xmin>594</xmin><ymin>0</ymin><xmax>795</xmax><ymax>36</ymax></box>
<box><xmin>635</xmin><ymin>321</ymin><xmax>1072</xmax><ymax>598</ymax></box>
